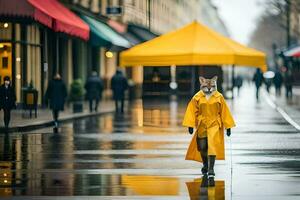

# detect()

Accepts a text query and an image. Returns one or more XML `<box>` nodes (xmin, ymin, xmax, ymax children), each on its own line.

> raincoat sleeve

<box><xmin>182</xmin><ymin>98</ymin><xmax>199</xmax><ymax>128</ymax></box>
<box><xmin>220</xmin><ymin>96</ymin><xmax>236</xmax><ymax>129</ymax></box>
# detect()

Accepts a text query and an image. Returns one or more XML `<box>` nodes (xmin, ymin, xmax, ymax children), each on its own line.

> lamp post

<box><xmin>147</xmin><ymin>0</ymin><xmax>151</xmax><ymax>30</ymax></box>
<box><xmin>286</xmin><ymin>0</ymin><xmax>291</xmax><ymax>47</ymax></box>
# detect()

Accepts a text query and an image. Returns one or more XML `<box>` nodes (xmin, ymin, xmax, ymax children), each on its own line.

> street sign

<box><xmin>106</xmin><ymin>6</ymin><xmax>122</xmax><ymax>15</ymax></box>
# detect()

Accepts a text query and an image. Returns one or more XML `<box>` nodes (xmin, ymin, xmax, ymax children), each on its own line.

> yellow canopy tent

<box><xmin>120</xmin><ymin>21</ymin><xmax>266</xmax><ymax>71</ymax></box>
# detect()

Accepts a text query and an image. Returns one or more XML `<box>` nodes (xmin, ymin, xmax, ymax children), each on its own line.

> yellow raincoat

<box><xmin>183</xmin><ymin>90</ymin><xmax>235</xmax><ymax>162</ymax></box>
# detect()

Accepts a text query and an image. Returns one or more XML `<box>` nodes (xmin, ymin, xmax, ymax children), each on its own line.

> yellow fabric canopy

<box><xmin>120</xmin><ymin>21</ymin><xmax>267</xmax><ymax>71</ymax></box>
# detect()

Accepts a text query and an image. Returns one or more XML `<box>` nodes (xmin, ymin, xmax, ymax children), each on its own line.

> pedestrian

<box><xmin>234</xmin><ymin>75</ymin><xmax>243</xmax><ymax>96</ymax></box>
<box><xmin>152</xmin><ymin>68</ymin><xmax>161</xmax><ymax>82</ymax></box>
<box><xmin>0</xmin><ymin>76</ymin><xmax>16</xmax><ymax>130</ymax></box>
<box><xmin>45</xmin><ymin>74</ymin><xmax>67</xmax><ymax>128</ymax></box>
<box><xmin>264</xmin><ymin>78</ymin><xmax>272</xmax><ymax>93</ymax></box>
<box><xmin>182</xmin><ymin>76</ymin><xmax>235</xmax><ymax>186</ymax></box>
<box><xmin>111</xmin><ymin>69</ymin><xmax>128</xmax><ymax>113</ymax></box>
<box><xmin>252</xmin><ymin>68</ymin><xmax>264</xmax><ymax>100</ymax></box>
<box><xmin>284</xmin><ymin>69</ymin><xmax>294</xmax><ymax>99</ymax></box>
<box><xmin>85</xmin><ymin>71</ymin><xmax>103</xmax><ymax>112</ymax></box>
<box><xmin>273</xmin><ymin>70</ymin><xmax>283</xmax><ymax>96</ymax></box>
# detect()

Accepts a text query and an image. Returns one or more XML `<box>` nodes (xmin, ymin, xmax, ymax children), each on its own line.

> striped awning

<box><xmin>0</xmin><ymin>0</ymin><xmax>90</xmax><ymax>41</ymax></box>
<box><xmin>81</xmin><ymin>15</ymin><xmax>130</xmax><ymax>50</ymax></box>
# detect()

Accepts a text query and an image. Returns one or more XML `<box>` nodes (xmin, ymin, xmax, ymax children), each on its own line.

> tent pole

<box><xmin>232</xmin><ymin>64</ymin><xmax>235</xmax><ymax>99</ymax></box>
<box><xmin>191</xmin><ymin>66</ymin><xmax>195</xmax><ymax>95</ymax></box>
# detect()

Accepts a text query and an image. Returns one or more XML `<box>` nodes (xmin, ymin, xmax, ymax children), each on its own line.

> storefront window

<box><xmin>0</xmin><ymin>43</ymin><xmax>12</xmax><ymax>84</ymax></box>
<box><xmin>143</xmin><ymin>67</ymin><xmax>171</xmax><ymax>95</ymax></box>
<box><xmin>2</xmin><ymin>57</ymin><xmax>8</xmax><ymax>68</ymax></box>
<box><xmin>0</xmin><ymin>22</ymin><xmax>12</xmax><ymax>40</ymax></box>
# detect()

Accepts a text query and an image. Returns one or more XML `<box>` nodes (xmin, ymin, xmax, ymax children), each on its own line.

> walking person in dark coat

<box><xmin>85</xmin><ymin>71</ymin><xmax>103</xmax><ymax>112</ymax></box>
<box><xmin>252</xmin><ymin>68</ymin><xmax>264</xmax><ymax>100</ymax></box>
<box><xmin>111</xmin><ymin>69</ymin><xmax>128</xmax><ymax>113</ymax></box>
<box><xmin>234</xmin><ymin>75</ymin><xmax>243</xmax><ymax>96</ymax></box>
<box><xmin>45</xmin><ymin>74</ymin><xmax>67</xmax><ymax>128</ymax></box>
<box><xmin>274</xmin><ymin>70</ymin><xmax>283</xmax><ymax>96</ymax></box>
<box><xmin>264</xmin><ymin>78</ymin><xmax>272</xmax><ymax>93</ymax></box>
<box><xmin>284</xmin><ymin>69</ymin><xmax>294</xmax><ymax>99</ymax></box>
<box><xmin>0</xmin><ymin>76</ymin><xmax>16</xmax><ymax>130</ymax></box>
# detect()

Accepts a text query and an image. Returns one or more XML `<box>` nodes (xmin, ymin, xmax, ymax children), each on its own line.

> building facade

<box><xmin>0</xmin><ymin>0</ymin><xmax>91</xmax><ymax>106</ymax></box>
<box><xmin>121</xmin><ymin>0</ymin><xmax>228</xmax><ymax>36</ymax></box>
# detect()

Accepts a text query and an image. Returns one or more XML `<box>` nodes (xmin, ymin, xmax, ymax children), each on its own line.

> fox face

<box><xmin>199</xmin><ymin>76</ymin><xmax>218</xmax><ymax>95</ymax></box>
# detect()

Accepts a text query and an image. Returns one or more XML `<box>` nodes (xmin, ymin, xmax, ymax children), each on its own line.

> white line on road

<box><xmin>263</xmin><ymin>92</ymin><xmax>300</xmax><ymax>132</ymax></box>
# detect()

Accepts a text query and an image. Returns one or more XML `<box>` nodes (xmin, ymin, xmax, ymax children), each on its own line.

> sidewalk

<box><xmin>0</xmin><ymin>100</ymin><xmax>115</xmax><ymax>133</ymax></box>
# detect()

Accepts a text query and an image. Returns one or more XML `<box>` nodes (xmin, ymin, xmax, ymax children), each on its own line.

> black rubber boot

<box><xmin>208</xmin><ymin>155</ymin><xmax>216</xmax><ymax>187</ymax></box>
<box><xmin>208</xmin><ymin>155</ymin><xmax>215</xmax><ymax>176</ymax></box>
<box><xmin>201</xmin><ymin>154</ymin><xmax>208</xmax><ymax>174</ymax></box>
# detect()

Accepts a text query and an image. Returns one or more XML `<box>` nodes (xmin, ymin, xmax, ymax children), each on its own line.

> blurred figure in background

<box><xmin>85</xmin><ymin>71</ymin><xmax>103</xmax><ymax>112</ymax></box>
<box><xmin>0</xmin><ymin>76</ymin><xmax>16</xmax><ymax>130</ymax></box>
<box><xmin>284</xmin><ymin>69</ymin><xmax>294</xmax><ymax>99</ymax></box>
<box><xmin>45</xmin><ymin>74</ymin><xmax>67</xmax><ymax>129</ymax></box>
<box><xmin>234</xmin><ymin>75</ymin><xmax>243</xmax><ymax>96</ymax></box>
<box><xmin>273</xmin><ymin>70</ymin><xmax>283</xmax><ymax>96</ymax></box>
<box><xmin>111</xmin><ymin>69</ymin><xmax>128</xmax><ymax>113</ymax></box>
<box><xmin>253</xmin><ymin>68</ymin><xmax>264</xmax><ymax>100</ymax></box>
<box><xmin>264</xmin><ymin>77</ymin><xmax>272</xmax><ymax>93</ymax></box>
<box><xmin>152</xmin><ymin>68</ymin><xmax>161</xmax><ymax>82</ymax></box>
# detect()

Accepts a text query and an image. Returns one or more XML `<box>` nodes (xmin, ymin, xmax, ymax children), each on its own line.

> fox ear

<box><xmin>199</xmin><ymin>76</ymin><xmax>205</xmax><ymax>84</ymax></box>
<box><xmin>212</xmin><ymin>76</ymin><xmax>218</xmax><ymax>82</ymax></box>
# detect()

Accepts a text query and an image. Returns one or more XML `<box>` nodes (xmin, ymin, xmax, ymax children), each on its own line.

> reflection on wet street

<box><xmin>1</xmin><ymin>88</ymin><xmax>300</xmax><ymax>199</ymax></box>
<box><xmin>186</xmin><ymin>177</ymin><xmax>224</xmax><ymax>200</ymax></box>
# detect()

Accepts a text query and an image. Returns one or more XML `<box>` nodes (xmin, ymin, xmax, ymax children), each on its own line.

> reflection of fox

<box><xmin>186</xmin><ymin>176</ymin><xmax>225</xmax><ymax>200</ymax></box>
<box><xmin>183</xmin><ymin>76</ymin><xmax>235</xmax><ymax>181</ymax></box>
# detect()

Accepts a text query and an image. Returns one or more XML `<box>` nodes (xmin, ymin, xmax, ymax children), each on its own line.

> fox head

<box><xmin>199</xmin><ymin>76</ymin><xmax>218</xmax><ymax>95</ymax></box>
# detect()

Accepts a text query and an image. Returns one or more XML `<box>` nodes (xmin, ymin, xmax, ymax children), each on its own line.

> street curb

<box><xmin>0</xmin><ymin>109</ymin><xmax>114</xmax><ymax>133</ymax></box>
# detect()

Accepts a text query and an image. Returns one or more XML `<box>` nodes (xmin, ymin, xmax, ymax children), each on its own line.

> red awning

<box><xmin>28</xmin><ymin>0</ymin><xmax>89</xmax><ymax>41</ymax></box>
<box><xmin>108</xmin><ymin>19</ymin><xmax>127</xmax><ymax>33</ymax></box>
<box><xmin>0</xmin><ymin>0</ymin><xmax>34</xmax><ymax>18</ymax></box>
<box><xmin>0</xmin><ymin>0</ymin><xmax>89</xmax><ymax>40</ymax></box>
<box><xmin>284</xmin><ymin>46</ymin><xmax>300</xmax><ymax>57</ymax></box>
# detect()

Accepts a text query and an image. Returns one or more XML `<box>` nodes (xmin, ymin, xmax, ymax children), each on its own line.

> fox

<box><xmin>183</xmin><ymin>76</ymin><xmax>235</xmax><ymax>186</ymax></box>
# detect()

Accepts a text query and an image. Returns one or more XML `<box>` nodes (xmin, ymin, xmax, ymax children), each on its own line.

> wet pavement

<box><xmin>0</xmin><ymin>101</ymin><xmax>115</xmax><ymax>132</ymax></box>
<box><xmin>0</xmin><ymin>86</ymin><xmax>300</xmax><ymax>200</ymax></box>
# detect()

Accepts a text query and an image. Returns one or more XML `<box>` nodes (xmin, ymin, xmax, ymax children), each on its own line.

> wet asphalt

<box><xmin>0</xmin><ymin>87</ymin><xmax>300</xmax><ymax>200</ymax></box>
